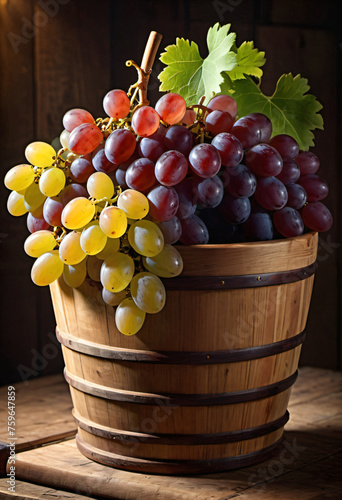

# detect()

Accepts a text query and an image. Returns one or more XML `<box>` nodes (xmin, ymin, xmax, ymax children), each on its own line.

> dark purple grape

<box><xmin>156</xmin><ymin>216</ymin><xmax>182</xmax><ymax>244</ymax></box>
<box><xmin>273</xmin><ymin>207</ymin><xmax>304</xmax><ymax>238</ymax></box>
<box><xmin>222</xmin><ymin>164</ymin><xmax>257</xmax><ymax>198</ymax></box>
<box><xmin>295</xmin><ymin>151</ymin><xmax>320</xmax><ymax>175</ymax></box>
<box><xmin>297</xmin><ymin>174</ymin><xmax>328</xmax><ymax>202</ymax></box>
<box><xmin>125</xmin><ymin>158</ymin><xmax>156</xmax><ymax>192</ymax></box>
<box><xmin>301</xmin><ymin>202</ymin><xmax>333</xmax><ymax>232</ymax></box>
<box><xmin>43</xmin><ymin>195</ymin><xmax>63</xmax><ymax>226</ymax></box>
<box><xmin>255</xmin><ymin>177</ymin><xmax>288</xmax><ymax>211</ymax></box>
<box><xmin>193</xmin><ymin>175</ymin><xmax>224</xmax><ymax>208</ymax></box>
<box><xmin>147</xmin><ymin>185</ymin><xmax>179</xmax><ymax>222</ymax></box>
<box><xmin>248</xmin><ymin>113</ymin><xmax>272</xmax><ymax>143</ymax></box>
<box><xmin>92</xmin><ymin>147</ymin><xmax>117</xmax><ymax>173</ymax></box>
<box><xmin>268</xmin><ymin>134</ymin><xmax>299</xmax><ymax>159</ymax></box>
<box><xmin>231</xmin><ymin>113</ymin><xmax>271</xmax><ymax>149</ymax></box>
<box><xmin>219</xmin><ymin>193</ymin><xmax>251</xmax><ymax>224</ymax></box>
<box><xmin>179</xmin><ymin>215</ymin><xmax>209</xmax><ymax>245</ymax></box>
<box><xmin>245</xmin><ymin>144</ymin><xmax>283</xmax><ymax>177</ymax></box>
<box><xmin>114</xmin><ymin>150</ymin><xmax>140</xmax><ymax>190</ymax></box>
<box><xmin>27</xmin><ymin>209</ymin><xmax>50</xmax><ymax>233</ymax></box>
<box><xmin>205</xmin><ymin>110</ymin><xmax>234</xmax><ymax>136</ymax></box>
<box><xmin>105</xmin><ymin>128</ymin><xmax>136</xmax><ymax>164</ymax></box>
<box><xmin>138</xmin><ymin>134</ymin><xmax>166</xmax><ymax>162</ymax></box>
<box><xmin>243</xmin><ymin>205</ymin><xmax>273</xmax><ymax>241</ymax></box>
<box><xmin>231</xmin><ymin>116</ymin><xmax>261</xmax><ymax>149</ymax></box>
<box><xmin>189</xmin><ymin>143</ymin><xmax>221</xmax><ymax>178</ymax></box>
<box><xmin>115</xmin><ymin>166</ymin><xmax>128</xmax><ymax>190</ymax></box>
<box><xmin>69</xmin><ymin>156</ymin><xmax>95</xmax><ymax>183</ymax></box>
<box><xmin>276</xmin><ymin>158</ymin><xmax>300</xmax><ymax>185</ymax></box>
<box><xmin>211</xmin><ymin>133</ymin><xmax>243</xmax><ymax>167</ymax></box>
<box><xmin>175</xmin><ymin>177</ymin><xmax>197</xmax><ymax>220</ymax></box>
<box><xmin>164</xmin><ymin>125</ymin><xmax>194</xmax><ymax>156</ymax></box>
<box><xmin>286</xmin><ymin>183</ymin><xmax>307</xmax><ymax>209</ymax></box>
<box><xmin>155</xmin><ymin>150</ymin><xmax>188</xmax><ymax>187</ymax></box>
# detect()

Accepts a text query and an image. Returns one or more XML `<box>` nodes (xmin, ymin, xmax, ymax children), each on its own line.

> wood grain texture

<box><xmin>2</xmin><ymin>367</ymin><xmax>341</xmax><ymax>499</ymax></box>
<box><xmin>49</xmin><ymin>234</ymin><xmax>318</xmax><ymax>472</ymax></box>
<box><xmin>0</xmin><ymin>0</ymin><xmax>41</xmax><ymax>387</ymax></box>
<box><xmin>0</xmin><ymin>477</ymin><xmax>96</xmax><ymax>500</ymax></box>
<box><xmin>34</xmin><ymin>0</ymin><xmax>111</xmax><ymax>140</ymax></box>
<box><xmin>0</xmin><ymin>374</ymin><xmax>76</xmax><ymax>452</ymax></box>
<box><xmin>177</xmin><ymin>232</ymin><xmax>318</xmax><ymax>276</ymax></box>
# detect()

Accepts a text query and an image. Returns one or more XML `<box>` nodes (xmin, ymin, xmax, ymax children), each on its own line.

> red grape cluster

<box><xmin>38</xmin><ymin>90</ymin><xmax>332</xmax><ymax>246</ymax></box>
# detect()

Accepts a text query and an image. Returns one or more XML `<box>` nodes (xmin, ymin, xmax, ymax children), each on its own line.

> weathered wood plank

<box><xmin>0</xmin><ymin>477</ymin><xmax>96</xmax><ymax>499</ymax></box>
<box><xmin>0</xmin><ymin>374</ymin><xmax>76</xmax><ymax>452</ymax></box>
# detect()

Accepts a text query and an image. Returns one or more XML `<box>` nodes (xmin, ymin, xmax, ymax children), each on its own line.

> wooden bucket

<box><xmin>50</xmin><ymin>231</ymin><xmax>318</xmax><ymax>474</ymax></box>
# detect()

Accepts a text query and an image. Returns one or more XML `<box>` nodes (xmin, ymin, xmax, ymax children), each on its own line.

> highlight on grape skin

<box><xmin>80</xmin><ymin>222</ymin><xmax>107</xmax><ymax>256</ymax></box>
<box><xmin>117</xmin><ymin>189</ymin><xmax>149</xmax><ymax>220</ymax></box>
<box><xmin>155</xmin><ymin>93</ymin><xmax>187</xmax><ymax>125</ymax></box>
<box><xmin>130</xmin><ymin>272</ymin><xmax>166</xmax><ymax>314</ymax></box>
<box><xmin>115</xmin><ymin>297</ymin><xmax>146</xmax><ymax>336</ymax></box>
<box><xmin>25</xmin><ymin>141</ymin><xmax>56</xmax><ymax>168</ymax></box>
<box><xmin>24</xmin><ymin>230</ymin><xmax>56</xmax><ymax>258</ymax></box>
<box><xmin>131</xmin><ymin>106</ymin><xmax>160</xmax><ymax>137</ymax></box>
<box><xmin>31</xmin><ymin>250</ymin><xmax>64</xmax><ymax>286</ymax></box>
<box><xmin>87</xmin><ymin>172</ymin><xmax>114</xmax><ymax>200</ymax></box>
<box><xmin>143</xmin><ymin>244</ymin><xmax>183</xmax><ymax>278</ymax></box>
<box><xmin>5</xmin><ymin>164</ymin><xmax>35</xmax><ymax>192</ymax></box>
<box><xmin>128</xmin><ymin>220</ymin><xmax>164</xmax><ymax>257</ymax></box>
<box><xmin>59</xmin><ymin>231</ymin><xmax>87</xmax><ymax>266</ymax></box>
<box><xmin>61</xmin><ymin>197</ymin><xmax>95</xmax><ymax>230</ymax></box>
<box><xmin>100</xmin><ymin>252</ymin><xmax>135</xmax><ymax>293</ymax></box>
<box><xmin>99</xmin><ymin>206</ymin><xmax>128</xmax><ymax>238</ymax></box>
<box><xmin>103</xmin><ymin>89</ymin><xmax>131</xmax><ymax>120</ymax></box>
<box><xmin>63</xmin><ymin>108</ymin><xmax>94</xmax><ymax>133</ymax></box>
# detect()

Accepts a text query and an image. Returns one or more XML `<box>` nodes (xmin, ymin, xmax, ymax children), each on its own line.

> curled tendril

<box><xmin>126</xmin><ymin>59</ymin><xmax>151</xmax><ymax>107</ymax></box>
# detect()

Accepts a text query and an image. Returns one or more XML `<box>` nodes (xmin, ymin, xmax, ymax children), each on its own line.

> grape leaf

<box><xmin>229</xmin><ymin>41</ymin><xmax>266</xmax><ymax>80</ymax></box>
<box><xmin>159</xmin><ymin>23</ymin><xmax>237</xmax><ymax>105</ymax></box>
<box><xmin>223</xmin><ymin>74</ymin><xmax>323</xmax><ymax>150</ymax></box>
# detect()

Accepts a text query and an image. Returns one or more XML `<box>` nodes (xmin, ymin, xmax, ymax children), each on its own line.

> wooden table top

<box><xmin>0</xmin><ymin>367</ymin><xmax>341</xmax><ymax>499</ymax></box>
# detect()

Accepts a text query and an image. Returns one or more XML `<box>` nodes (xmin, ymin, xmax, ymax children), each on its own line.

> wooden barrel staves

<box><xmin>50</xmin><ymin>231</ymin><xmax>318</xmax><ymax>474</ymax></box>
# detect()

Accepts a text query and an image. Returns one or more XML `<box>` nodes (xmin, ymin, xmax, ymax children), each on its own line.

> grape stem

<box><xmin>126</xmin><ymin>31</ymin><xmax>163</xmax><ymax>106</ymax></box>
<box><xmin>90</xmin><ymin>186</ymin><xmax>122</xmax><ymax>208</ymax></box>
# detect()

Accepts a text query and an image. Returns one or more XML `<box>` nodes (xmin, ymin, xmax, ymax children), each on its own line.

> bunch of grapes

<box><xmin>4</xmin><ymin>84</ymin><xmax>332</xmax><ymax>336</ymax></box>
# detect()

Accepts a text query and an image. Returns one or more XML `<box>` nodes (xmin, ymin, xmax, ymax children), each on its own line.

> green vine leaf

<box><xmin>158</xmin><ymin>23</ymin><xmax>237</xmax><ymax>105</ymax></box>
<box><xmin>223</xmin><ymin>74</ymin><xmax>323</xmax><ymax>150</ymax></box>
<box><xmin>229</xmin><ymin>41</ymin><xmax>266</xmax><ymax>80</ymax></box>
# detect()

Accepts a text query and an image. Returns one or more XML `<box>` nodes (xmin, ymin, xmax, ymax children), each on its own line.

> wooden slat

<box><xmin>34</xmin><ymin>0</ymin><xmax>111</xmax><ymax>141</ymax></box>
<box><xmin>0</xmin><ymin>374</ymin><xmax>76</xmax><ymax>452</ymax></box>
<box><xmin>0</xmin><ymin>0</ymin><xmax>42</xmax><ymax>388</ymax></box>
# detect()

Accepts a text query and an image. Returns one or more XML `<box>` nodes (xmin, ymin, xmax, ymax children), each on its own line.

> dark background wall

<box><xmin>0</xmin><ymin>0</ymin><xmax>341</xmax><ymax>385</ymax></box>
